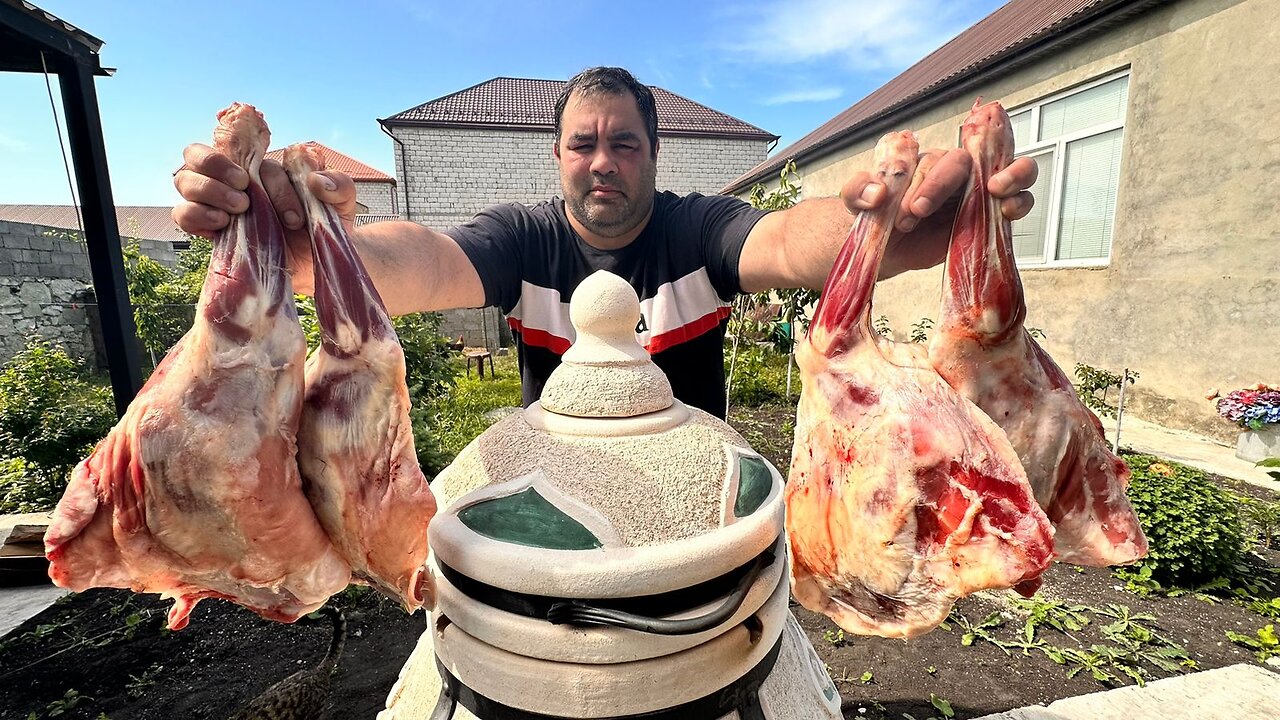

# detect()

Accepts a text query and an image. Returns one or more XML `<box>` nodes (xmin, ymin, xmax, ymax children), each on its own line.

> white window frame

<box><xmin>1008</xmin><ymin>70</ymin><xmax>1130</xmax><ymax>269</ymax></box>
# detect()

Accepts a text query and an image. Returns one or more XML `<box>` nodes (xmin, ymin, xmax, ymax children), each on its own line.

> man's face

<box><xmin>555</xmin><ymin>91</ymin><xmax>658</xmax><ymax>240</ymax></box>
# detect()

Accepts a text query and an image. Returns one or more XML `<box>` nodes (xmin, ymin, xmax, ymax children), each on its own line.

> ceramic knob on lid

<box><xmin>538</xmin><ymin>270</ymin><xmax>676</xmax><ymax>419</ymax></box>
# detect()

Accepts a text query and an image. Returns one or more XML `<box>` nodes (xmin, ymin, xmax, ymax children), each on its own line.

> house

<box><xmin>723</xmin><ymin>0</ymin><xmax>1276</xmax><ymax>441</ymax></box>
<box><xmin>263</xmin><ymin>141</ymin><xmax>398</xmax><ymax>221</ymax></box>
<box><xmin>379</xmin><ymin>76</ymin><xmax>779</xmax><ymax>347</ymax></box>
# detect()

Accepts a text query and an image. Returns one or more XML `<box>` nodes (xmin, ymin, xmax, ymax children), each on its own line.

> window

<box><xmin>1007</xmin><ymin>72</ymin><xmax>1129</xmax><ymax>266</ymax></box>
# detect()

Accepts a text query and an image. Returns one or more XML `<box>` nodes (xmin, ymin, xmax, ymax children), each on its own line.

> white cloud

<box><xmin>0</xmin><ymin>131</ymin><xmax>27</xmax><ymax>152</ymax></box>
<box><xmin>724</xmin><ymin>0</ymin><xmax>969</xmax><ymax>71</ymax></box>
<box><xmin>762</xmin><ymin>87</ymin><xmax>844</xmax><ymax>105</ymax></box>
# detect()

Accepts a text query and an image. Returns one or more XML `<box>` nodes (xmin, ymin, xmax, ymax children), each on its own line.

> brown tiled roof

<box><xmin>0</xmin><ymin>205</ymin><xmax>186</xmax><ymax>243</ymax></box>
<box><xmin>264</xmin><ymin>141</ymin><xmax>394</xmax><ymax>183</ymax></box>
<box><xmin>722</xmin><ymin>0</ymin><xmax>1168</xmax><ymax>193</ymax></box>
<box><xmin>382</xmin><ymin>77</ymin><xmax>778</xmax><ymax>141</ymax></box>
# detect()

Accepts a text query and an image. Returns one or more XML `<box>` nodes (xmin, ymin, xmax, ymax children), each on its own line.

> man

<box><xmin>173</xmin><ymin>67</ymin><xmax>1035</xmax><ymax>418</ymax></box>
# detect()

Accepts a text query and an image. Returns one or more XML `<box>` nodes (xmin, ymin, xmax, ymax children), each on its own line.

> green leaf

<box><xmin>930</xmin><ymin>694</ymin><xmax>955</xmax><ymax>718</ymax></box>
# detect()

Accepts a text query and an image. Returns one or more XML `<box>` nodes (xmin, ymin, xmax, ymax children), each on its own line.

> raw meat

<box><xmin>285</xmin><ymin>144</ymin><xmax>436</xmax><ymax>611</ymax></box>
<box><xmin>785</xmin><ymin>131</ymin><xmax>1054</xmax><ymax>639</ymax></box>
<box><xmin>43</xmin><ymin>103</ymin><xmax>351</xmax><ymax>630</ymax></box>
<box><xmin>928</xmin><ymin>100</ymin><xmax>1148</xmax><ymax>566</ymax></box>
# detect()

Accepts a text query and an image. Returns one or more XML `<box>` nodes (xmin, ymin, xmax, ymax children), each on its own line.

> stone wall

<box><xmin>0</xmin><ymin>220</ymin><xmax>178</xmax><ymax>366</ymax></box>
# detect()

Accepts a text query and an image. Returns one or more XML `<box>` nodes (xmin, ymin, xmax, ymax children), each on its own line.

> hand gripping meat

<box><xmin>928</xmin><ymin>100</ymin><xmax>1148</xmax><ymax>566</ymax></box>
<box><xmin>44</xmin><ymin>104</ymin><xmax>351</xmax><ymax>630</ymax></box>
<box><xmin>785</xmin><ymin>131</ymin><xmax>1054</xmax><ymax>639</ymax></box>
<box><xmin>284</xmin><ymin>144</ymin><xmax>437</xmax><ymax>611</ymax></box>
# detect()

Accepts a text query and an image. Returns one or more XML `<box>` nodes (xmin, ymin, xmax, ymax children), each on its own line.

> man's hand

<box><xmin>840</xmin><ymin>148</ymin><xmax>1038</xmax><ymax>278</ymax></box>
<box><xmin>171</xmin><ymin>143</ymin><xmax>359</xmax><ymax>295</ymax></box>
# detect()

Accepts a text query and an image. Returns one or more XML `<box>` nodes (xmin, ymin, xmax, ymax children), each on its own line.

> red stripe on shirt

<box><xmin>508</xmin><ymin>317</ymin><xmax>573</xmax><ymax>355</ymax></box>
<box><xmin>644</xmin><ymin>306</ymin><xmax>733</xmax><ymax>355</ymax></box>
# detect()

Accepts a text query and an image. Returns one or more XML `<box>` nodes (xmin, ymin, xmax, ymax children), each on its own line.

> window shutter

<box><xmin>1013</xmin><ymin>148</ymin><xmax>1054</xmax><ymax>263</ymax></box>
<box><xmin>1039</xmin><ymin>76</ymin><xmax>1129</xmax><ymax>140</ymax></box>
<box><xmin>1056</xmin><ymin>128</ymin><xmax>1124</xmax><ymax>261</ymax></box>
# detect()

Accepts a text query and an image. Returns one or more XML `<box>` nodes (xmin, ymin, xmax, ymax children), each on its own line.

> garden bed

<box><xmin>2</xmin><ymin>391</ymin><xmax>1277</xmax><ymax>719</ymax></box>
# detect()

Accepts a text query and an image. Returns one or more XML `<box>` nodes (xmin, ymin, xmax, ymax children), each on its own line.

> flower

<box><xmin>1216</xmin><ymin>384</ymin><xmax>1280</xmax><ymax>430</ymax></box>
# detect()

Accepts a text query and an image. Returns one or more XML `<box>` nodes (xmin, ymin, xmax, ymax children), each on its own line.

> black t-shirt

<box><xmin>446</xmin><ymin>191</ymin><xmax>769</xmax><ymax>418</ymax></box>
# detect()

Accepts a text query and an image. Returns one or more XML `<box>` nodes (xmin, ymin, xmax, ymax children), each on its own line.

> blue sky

<box><xmin>1</xmin><ymin>0</ymin><xmax>1007</xmax><ymax>206</ymax></box>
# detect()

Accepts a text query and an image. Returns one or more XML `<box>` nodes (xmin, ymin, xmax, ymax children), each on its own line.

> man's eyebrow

<box><xmin>608</xmin><ymin>130</ymin><xmax>640</xmax><ymax>143</ymax></box>
<box><xmin>567</xmin><ymin>131</ymin><xmax>597</xmax><ymax>144</ymax></box>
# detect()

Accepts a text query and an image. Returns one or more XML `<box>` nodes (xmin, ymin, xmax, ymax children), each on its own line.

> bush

<box><xmin>0</xmin><ymin>339</ymin><xmax>115</xmax><ymax>512</ymax></box>
<box><xmin>1121</xmin><ymin>453</ymin><xmax>1246</xmax><ymax>587</ymax></box>
<box><xmin>726</xmin><ymin>343</ymin><xmax>796</xmax><ymax>407</ymax></box>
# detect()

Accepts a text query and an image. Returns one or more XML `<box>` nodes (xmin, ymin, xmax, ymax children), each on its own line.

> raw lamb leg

<box><xmin>44</xmin><ymin>104</ymin><xmax>351</xmax><ymax>630</ymax></box>
<box><xmin>785</xmin><ymin>131</ymin><xmax>1054</xmax><ymax>639</ymax></box>
<box><xmin>285</xmin><ymin>144</ymin><xmax>436</xmax><ymax>611</ymax></box>
<box><xmin>928</xmin><ymin>100</ymin><xmax>1147</xmax><ymax>565</ymax></box>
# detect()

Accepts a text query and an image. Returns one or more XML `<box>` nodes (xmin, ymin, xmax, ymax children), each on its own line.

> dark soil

<box><xmin>1</xmin><ymin>402</ymin><xmax>1276</xmax><ymax>720</ymax></box>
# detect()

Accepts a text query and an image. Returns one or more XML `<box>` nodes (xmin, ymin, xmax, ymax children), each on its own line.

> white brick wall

<box><xmin>388</xmin><ymin>125</ymin><xmax>770</xmax><ymax>346</ymax></box>
<box><xmin>354</xmin><ymin>180</ymin><xmax>397</xmax><ymax>215</ymax></box>
<box><xmin>389</xmin><ymin>126</ymin><xmax>770</xmax><ymax>230</ymax></box>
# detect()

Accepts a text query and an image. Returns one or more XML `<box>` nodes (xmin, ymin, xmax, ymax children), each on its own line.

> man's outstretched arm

<box><xmin>738</xmin><ymin>149</ymin><xmax>1037</xmax><ymax>293</ymax></box>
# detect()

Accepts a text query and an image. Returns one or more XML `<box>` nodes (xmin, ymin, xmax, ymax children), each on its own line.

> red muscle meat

<box><xmin>928</xmin><ymin>100</ymin><xmax>1148</xmax><ymax>566</ymax></box>
<box><xmin>785</xmin><ymin>131</ymin><xmax>1054</xmax><ymax>639</ymax></box>
<box><xmin>44</xmin><ymin>104</ymin><xmax>351</xmax><ymax>630</ymax></box>
<box><xmin>285</xmin><ymin>144</ymin><xmax>436</xmax><ymax>611</ymax></box>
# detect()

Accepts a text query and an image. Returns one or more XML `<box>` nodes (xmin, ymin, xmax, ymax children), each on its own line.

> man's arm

<box><xmin>173</xmin><ymin>143</ymin><xmax>485</xmax><ymax>315</ymax></box>
<box><xmin>738</xmin><ymin>149</ymin><xmax>1037</xmax><ymax>294</ymax></box>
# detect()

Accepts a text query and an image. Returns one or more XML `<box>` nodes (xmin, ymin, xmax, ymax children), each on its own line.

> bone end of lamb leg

<box><xmin>808</xmin><ymin>131</ymin><xmax>919</xmax><ymax>355</ymax></box>
<box><xmin>213</xmin><ymin>102</ymin><xmax>269</xmax><ymax>172</ymax></box>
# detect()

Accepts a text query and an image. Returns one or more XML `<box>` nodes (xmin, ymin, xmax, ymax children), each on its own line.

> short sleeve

<box><xmin>682</xmin><ymin>193</ymin><xmax>770</xmax><ymax>299</ymax></box>
<box><xmin>443</xmin><ymin>204</ymin><xmax>529</xmax><ymax>313</ymax></box>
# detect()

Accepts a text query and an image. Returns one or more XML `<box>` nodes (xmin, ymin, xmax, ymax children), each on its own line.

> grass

<box><xmin>428</xmin><ymin>351</ymin><xmax>522</xmax><ymax>461</ymax></box>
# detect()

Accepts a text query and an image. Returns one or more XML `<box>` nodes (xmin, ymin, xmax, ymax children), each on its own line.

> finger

<box><xmin>182</xmin><ymin>143</ymin><xmax>249</xmax><ymax>191</ymax></box>
<box><xmin>903</xmin><ymin>148</ymin><xmax>970</xmax><ymax>221</ymax></box>
<box><xmin>174</xmin><ymin>168</ymin><xmax>248</xmax><ymax>214</ymax></box>
<box><xmin>895</xmin><ymin>149</ymin><xmax>948</xmax><ymax>232</ymax></box>
<box><xmin>308</xmin><ymin>171</ymin><xmax>359</xmax><ymax>227</ymax></box>
<box><xmin>259</xmin><ymin>159</ymin><xmax>306</xmax><ymax>230</ymax></box>
<box><xmin>989</xmin><ymin>155</ymin><xmax>1039</xmax><ymax>197</ymax></box>
<box><xmin>172</xmin><ymin>201</ymin><xmax>229</xmax><ymax>239</ymax></box>
<box><xmin>840</xmin><ymin>172</ymin><xmax>886</xmax><ymax>212</ymax></box>
<box><xmin>1000</xmin><ymin>191</ymin><xmax>1035</xmax><ymax>221</ymax></box>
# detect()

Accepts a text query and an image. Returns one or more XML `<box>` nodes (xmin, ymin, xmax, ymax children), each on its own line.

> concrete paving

<box><xmin>0</xmin><ymin>583</ymin><xmax>68</xmax><ymax>637</ymax></box>
<box><xmin>974</xmin><ymin>662</ymin><xmax>1280</xmax><ymax>719</ymax></box>
<box><xmin>1099</xmin><ymin>414</ymin><xmax>1280</xmax><ymax>493</ymax></box>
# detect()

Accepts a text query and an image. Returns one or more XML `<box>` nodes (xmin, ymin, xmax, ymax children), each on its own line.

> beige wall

<box><xmin>750</xmin><ymin>0</ymin><xmax>1277</xmax><ymax>440</ymax></box>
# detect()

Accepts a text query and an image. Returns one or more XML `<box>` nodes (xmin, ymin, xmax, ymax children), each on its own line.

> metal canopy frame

<box><xmin>1</xmin><ymin>0</ymin><xmax>142</xmax><ymax>416</ymax></box>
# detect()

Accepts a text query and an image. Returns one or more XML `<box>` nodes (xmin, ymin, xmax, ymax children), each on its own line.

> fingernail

<box><xmin>231</xmin><ymin>169</ymin><xmax>250</xmax><ymax>190</ymax></box>
<box><xmin>206</xmin><ymin>208</ymin><xmax>224</xmax><ymax>223</ymax></box>
<box><xmin>320</xmin><ymin>175</ymin><xmax>337</xmax><ymax>192</ymax></box>
<box><xmin>899</xmin><ymin>216</ymin><xmax>919</xmax><ymax>232</ymax></box>
<box><xmin>283</xmin><ymin>210</ymin><xmax>302</xmax><ymax>228</ymax></box>
<box><xmin>911</xmin><ymin>197</ymin><xmax>934</xmax><ymax>216</ymax></box>
<box><xmin>226</xmin><ymin>191</ymin><xmax>245</xmax><ymax>211</ymax></box>
<box><xmin>860</xmin><ymin>184</ymin><xmax>883</xmax><ymax>204</ymax></box>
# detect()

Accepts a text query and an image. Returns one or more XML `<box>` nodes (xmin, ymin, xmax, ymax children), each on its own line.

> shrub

<box><xmin>1121</xmin><ymin>453</ymin><xmax>1245</xmax><ymax>587</ymax></box>
<box><xmin>726</xmin><ymin>344</ymin><xmax>796</xmax><ymax>407</ymax></box>
<box><xmin>0</xmin><ymin>339</ymin><xmax>115</xmax><ymax>512</ymax></box>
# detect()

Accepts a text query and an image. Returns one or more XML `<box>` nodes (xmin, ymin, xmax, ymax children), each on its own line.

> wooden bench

<box><xmin>463</xmin><ymin>347</ymin><xmax>495</xmax><ymax>379</ymax></box>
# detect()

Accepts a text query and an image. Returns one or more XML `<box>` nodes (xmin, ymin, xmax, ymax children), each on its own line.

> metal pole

<box><xmin>785</xmin><ymin>321</ymin><xmax>794</xmax><ymax>401</ymax></box>
<box><xmin>1113</xmin><ymin>368</ymin><xmax>1129</xmax><ymax>454</ymax></box>
<box><xmin>59</xmin><ymin>57</ymin><xmax>143</xmax><ymax>416</ymax></box>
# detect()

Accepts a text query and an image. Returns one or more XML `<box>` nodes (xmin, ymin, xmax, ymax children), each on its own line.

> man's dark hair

<box><xmin>554</xmin><ymin>67</ymin><xmax>659</xmax><ymax>158</ymax></box>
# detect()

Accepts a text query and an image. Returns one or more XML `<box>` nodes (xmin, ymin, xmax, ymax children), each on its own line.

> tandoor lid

<box><xmin>428</xmin><ymin>270</ymin><xmax>783</xmax><ymax>598</ymax></box>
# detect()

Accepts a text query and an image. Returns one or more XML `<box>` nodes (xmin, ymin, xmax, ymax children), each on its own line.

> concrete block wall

<box><xmin>0</xmin><ymin>220</ymin><xmax>179</xmax><ymax>366</ymax></box>
<box><xmin>654</xmin><ymin>136</ymin><xmax>770</xmax><ymax>196</ymax></box>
